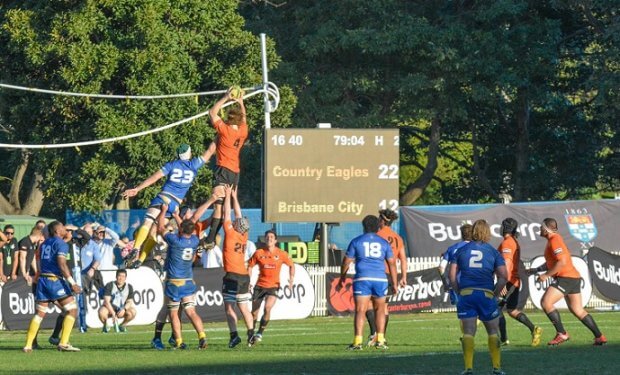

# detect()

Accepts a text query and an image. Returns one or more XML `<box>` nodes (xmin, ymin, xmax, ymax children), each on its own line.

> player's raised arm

<box><xmin>223</xmin><ymin>185</ymin><xmax>233</xmax><ymax>222</ymax></box>
<box><xmin>231</xmin><ymin>185</ymin><xmax>242</xmax><ymax>219</ymax></box>
<box><xmin>156</xmin><ymin>204</ymin><xmax>169</xmax><ymax>236</ymax></box>
<box><xmin>209</xmin><ymin>89</ymin><xmax>233</xmax><ymax>125</ymax></box>
<box><xmin>123</xmin><ymin>170</ymin><xmax>165</xmax><ymax>198</ymax></box>
<box><xmin>201</xmin><ymin>141</ymin><xmax>216</xmax><ymax>163</ymax></box>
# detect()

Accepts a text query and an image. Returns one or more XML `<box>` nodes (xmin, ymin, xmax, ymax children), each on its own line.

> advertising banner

<box><xmin>587</xmin><ymin>247</ymin><xmax>620</xmax><ymax>303</ymax></box>
<box><xmin>0</xmin><ymin>279</ymin><xmax>62</xmax><ymax>330</ymax></box>
<box><xmin>85</xmin><ymin>267</ymin><xmax>164</xmax><ymax>328</ymax></box>
<box><xmin>401</xmin><ymin>200</ymin><xmax>620</xmax><ymax>259</ymax></box>
<box><xmin>527</xmin><ymin>256</ymin><xmax>592</xmax><ymax>310</ymax></box>
<box><xmin>326</xmin><ymin>268</ymin><xmax>452</xmax><ymax>316</ymax></box>
<box><xmin>250</xmin><ymin>264</ymin><xmax>315</xmax><ymax>320</ymax></box>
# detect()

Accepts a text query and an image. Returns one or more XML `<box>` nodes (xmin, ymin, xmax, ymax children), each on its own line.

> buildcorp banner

<box><xmin>1</xmin><ymin>279</ymin><xmax>62</xmax><ymax>330</ymax></box>
<box><xmin>587</xmin><ymin>247</ymin><xmax>620</xmax><ymax>302</ymax></box>
<box><xmin>401</xmin><ymin>200</ymin><xmax>620</xmax><ymax>259</ymax></box>
<box><xmin>326</xmin><ymin>268</ymin><xmax>452</xmax><ymax>316</ymax></box>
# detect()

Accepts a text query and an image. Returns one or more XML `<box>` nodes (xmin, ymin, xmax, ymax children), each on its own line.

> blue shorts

<box><xmin>36</xmin><ymin>276</ymin><xmax>72</xmax><ymax>302</ymax></box>
<box><xmin>353</xmin><ymin>278</ymin><xmax>388</xmax><ymax>298</ymax></box>
<box><xmin>457</xmin><ymin>289</ymin><xmax>500</xmax><ymax>321</ymax></box>
<box><xmin>165</xmin><ymin>279</ymin><xmax>196</xmax><ymax>302</ymax></box>
<box><xmin>149</xmin><ymin>193</ymin><xmax>180</xmax><ymax>217</ymax></box>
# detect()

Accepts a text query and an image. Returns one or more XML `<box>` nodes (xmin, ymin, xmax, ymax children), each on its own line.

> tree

<box><xmin>0</xmin><ymin>0</ymin><xmax>294</xmax><ymax>217</ymax></box>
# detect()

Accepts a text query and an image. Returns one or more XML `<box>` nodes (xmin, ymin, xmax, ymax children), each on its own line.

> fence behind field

<box><xmin>307</xmin><ymin>256</ymin><xmax>618</xmax><ymax>317</ymax></box>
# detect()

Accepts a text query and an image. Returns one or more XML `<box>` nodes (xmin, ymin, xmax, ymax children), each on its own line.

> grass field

<box><xmin>0</xmin><ymin>311</ymin><xmax>617</xmax><ymax>375</ymax></box>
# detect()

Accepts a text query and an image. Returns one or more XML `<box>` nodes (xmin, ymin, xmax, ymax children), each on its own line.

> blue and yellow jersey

<box><xmin>160</xmin><ymin>157</ymin><xmax>205</xmax><ymax>200</ymax></box>
<box><xmin>164</xmin><ymin>233</ymin><xmax>199</xmax><ymax>280</ymax></box>
<box><xmin>454</xmin><ymin>241</ymin><xmax>504</xmax><ymax>291</ymax></box>
<box><xmin>346</xmin><ymin>233</ymin><xmax>393</xmax><ymax>280</ymax></box>
<box><xmin>39</xmin><ymin>236</ymin><xmax>68</xmax><ymax>276</ymax></box>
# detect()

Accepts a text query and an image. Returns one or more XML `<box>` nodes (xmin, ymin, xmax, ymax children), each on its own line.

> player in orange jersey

<box><xmin>528</xmin><ymin>218</ymin><xmax>607</xmax><ymax>346</ymax></box>
<box><xmin>496</xmin><ymin>218</ymin><xmax>542</xmax><ymax>346</ymax></box>
<box><xmin>202</xmin><ymin>88</ymin><xmax>249</xmax><ymax>250</ymax></box>
<box><xmin>247</xmin><ymin>229</ymin><xmax>295</xmax><ymax>345</ymax></box>
<box><xmin>220</xmin><ymin>185</ymin><xmax>254</xmax><ymax>348</ymax></box>
<box><xmin>366</xmin><ymin>209</ymin><xmax>407</xmax><ymax>346</ymax></box>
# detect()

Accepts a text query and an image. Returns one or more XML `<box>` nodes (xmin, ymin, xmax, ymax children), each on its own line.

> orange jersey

<box><xmin>248</xmin><ymin>247</ymin><xmax>293</xmax><ymax>288</ymax></box>
<box><xmin>544</xmin><ymin>233</ymin><xmax>581</xmax><ymax>278</ymax></box>
<box><xmin>194</xmin><ymin>219</ymin><xmax>209</xmax><ymax>237</ymax></box>
<box><xmin>213</xmin><ymin>119</ymin><xmax>248</xmax><ymax>173</ymax></box>
<box><xmin>377</xmin><ymin>226</ymin><xmax>405</xmax><ymax>273</ymax></box>
<box><xmin>497</xmin><ymin>236</ymin><xmax>521</xmax><ymax>287</ymax></box>
<box><xmin>222</xmin><ymin>220</ymin><xmax>249</xmax><ymax>275</ymax></box>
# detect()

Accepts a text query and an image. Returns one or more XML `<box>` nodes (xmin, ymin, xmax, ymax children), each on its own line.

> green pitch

<box><xmin>1</xmin><ymin>311</ymin><xmax>617</xmax><ymax>374</ymax></box>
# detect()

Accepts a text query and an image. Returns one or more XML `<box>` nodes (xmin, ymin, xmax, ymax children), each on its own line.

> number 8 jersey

<box><xmin>454</xmin><ymin>241</ymin><xmax>505</xmax><ymax>291</ymax></box>
<box><xmin>164</xmin><ymin>233</ymin><xmax>200</xmax><ymax>279</ymax></box>
<box><xmin>160</xmin><ymin>157</ymin><xmax>205</xmax><ymax>201</ymax></box>
<box><xmin>345</xmin><ymin>232</ymin><xmax>393</xmax><ymax>280</ymax></box>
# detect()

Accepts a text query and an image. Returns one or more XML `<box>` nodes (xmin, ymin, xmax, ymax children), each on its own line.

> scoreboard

<box><xmin>263</xmin><ymin>128</ymin><xmax>399</xmax><ymax>222</ymax></box>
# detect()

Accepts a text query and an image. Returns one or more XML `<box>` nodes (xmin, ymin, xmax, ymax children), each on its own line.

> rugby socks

<box><xmin>247</xmin><ymin>329</ymin><xmax>255</xmax><ymax>340</ymax></box>
<box><xmin>377</xmin><ymin>333</ymin><xmax>386</xmax><ymax>344</ymax></box>
<box><xmin>580</xmin><ymin>314</ymin><xmax>602</xmax><ymax>338</ymax></box>
<box><xmin>51</xmin><ymin>313</ymin><xmax>65</xmax><ymax>339</ymax></box>
<box><xmin>198</xmin><ymin>332</ymin><xmax>206</xmax><ymax>340</ymax></box>
<box><xmin>139</xmin><ymin>236</ymin><xmax>157</xmax><ymax>263</ymax></box>
<box><xmin>25</xmin><ymin>315</ymin><xmax>43</xmax><ymax>348</ymax></box>
<box><xmin>515</xmin><ymin>312</ymin><xmax>535</xmax><ymax>333</ymax></box>
<box><xmin>133</xmin><ymin>225</ymin><xmax>150</xmax><ymax>252</ymax></box>
<box><xmin>154</xmin><ymin>321</ymin><xmax>165</xmax><ymax>340</ymax></box>
<box><xmin>498</xmin><ymin>315</ymin><xmax>507</xmax><ymax>342</ymax></box>
<box><xmin>60</xmin><ymin>315</ymin><xmax>76</xmax><ymax>345</ymax></box>
<box><xmin>546</xmin><ymin>310</ymin><xmax>566</xmax><ymax>333</ymax></box>
<box><xmin>175</xmin><ymin>338</ymin><xmax>183</xmax><ymax>347</ymax></box>
<box><xmin>258</xmin><ymin>318</ymin><xmax>269</xmax><ymax>334</ymax></box>
<box><xmin>461</xmin><ymin>334</ymin><xmax>475</xmax><ymax>370</ymax></box>
<box><xmin>230</xmin><ymin>331</ymin><xmax>239</xmax><ymax>339</ymax></box>
<box><xmin>205</xmin><ymin>216</ymin><xmax>222</xmax><ymax>244</ymax></box>
<box><xmin>487</xmin><ymin>334</ymin><xmax>501</xmax><ymax>369</ymax></box>
<box><xmin>353</xmin><ymin>335</ymin><xmax>363</xmax><ymax>346</ymax></box>
<box><xmin>384</xmin><ymin>314</ymin><xmax>390</xmax><ymax>336</ymax></box>
<box><xmin>365</xmin><ymin>310</ymin><xmax>376</xmax><ymax>335</ymax></box>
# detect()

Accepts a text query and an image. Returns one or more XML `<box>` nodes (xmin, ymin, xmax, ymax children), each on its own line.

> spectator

<box><xmin>114</xmin><ymin>236</ymin><xmax>130</xmax><ymax>268</ymax></box>
<box><xmin>16</xmin><ymin>228</ymin><xmax>44</xmax><ymax>285</ymax></box>
<box><xmin>0</xmin><ymin>227</ymin><xmax>13</xmax><ymax>284</ymax></box>
<box><xmin>91</xmin><ymin>224</ymin><xmax>123</xmax><ymax>271</ymax></box>
<box><xmin>98</xmin><ymin>269</ymin><xmax>136</xmax><ymax>333</ymax></box>
<box><xmin>200</xmin><ymin>234</ymin><xmax>223</xmax><ymax>268</ymax></box>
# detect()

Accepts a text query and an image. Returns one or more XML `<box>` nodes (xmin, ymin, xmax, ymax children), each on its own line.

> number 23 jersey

<box><xmin>160</xmin><ymin>157</ymin><xmax>205</xmax><ymax>200</ymax></box>
<box><xmin>454</xmin><ymin>241</ymin><xmax>505</xmax><ymax>291</ymax></box>
<box><xmin>164</xmin><ymin>233</ymin><xmax>199</xmax><ymax>279</ymax></box>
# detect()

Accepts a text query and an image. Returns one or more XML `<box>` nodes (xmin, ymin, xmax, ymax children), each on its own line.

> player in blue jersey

<box><xmin>123</xmin><ymin>142</ymin><xmax>215</xmax><ymax>268</ymax></box>
<box><xmin>449</xmin><ymin>220</ymin><xmax>507</xmax><ymax>375</ymax></box>
<box><xmin>339</xmin><ymin>215</ymin><xmax>398</xmax><ymax>350</ymax></box>
<box><xmin>438</xmin><ymin>224</ymin><xmax>473</xmax><ymax>305</ymax></box>
<box><xmin>155</xmin><ymin>204</ymin><xmax>207</xmax><ymax>350</ymax></box>
<box><xmin>23</xmin><ymin>221</ymin><xmax>82</xmax><ymax>352</ymax></box>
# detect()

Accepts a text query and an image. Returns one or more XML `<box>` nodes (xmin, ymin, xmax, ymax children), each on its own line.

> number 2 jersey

<box><xmin>164</xmin><ymin>233</ymin><xmax>199</xmax><ymax>279</ymax></box>
<box><xmin>453</xmin><ymin>241</ymin><xmax>505</xmax><ymax>292</ymax></box>
<box><xmin>159</xmin><ymin>157</ymin><xmax>205</xmax><ymax>201</ymax></box>
<box><xmin>345</xmin><ymin>232</ymin><xmax>393</xmax><ymax>280</ymax></box>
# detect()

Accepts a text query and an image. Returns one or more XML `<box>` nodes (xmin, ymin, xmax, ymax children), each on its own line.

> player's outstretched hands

<box><xmin>123</xmin><ymin>188</ymin><xmax>139</xmax><ymax>198</ymax></box>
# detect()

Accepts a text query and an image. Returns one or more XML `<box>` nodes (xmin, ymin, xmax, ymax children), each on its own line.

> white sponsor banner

<box><xmin>85</xmin><ymin>268</ymin><xmax>164</xmax><ymax>328</ymax></box>
<box><xmin>250</xmin><ymin>264</ymin><xmax>314</xmax><ymax>320</ymax></box>
<box><xmin>528</xmin><ymin>255</ymin><xmax>592</xmax><ymax>310</ymax></box>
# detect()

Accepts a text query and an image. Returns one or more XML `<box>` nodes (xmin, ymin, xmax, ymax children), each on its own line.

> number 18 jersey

<box><xmin>164</xmin><ymin>233</ymin><xmax>199</xmax><ymax>279</ymax></box>
<box><xmin>346</xmin><ymin>232</ymin><xmax>393</xmax><ymax>280</ymax></box>
<box><xmin>454</xmin><ymin>241</ymin><xmax>504</xmax><ymax>291</ymax></box>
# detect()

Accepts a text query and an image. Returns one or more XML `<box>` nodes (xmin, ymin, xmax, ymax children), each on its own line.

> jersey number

<box><xmin>41</xmin><ymin>244</ymin><xmax>52</xmax><ymax>260</ymax></box>
<box><xmin>469</xmin><ymin>250</ymin><xmax>483</xmax><ymax>268</ymax></box>
<box><xmin>170</xmin><ymin>169</ymin><xmax>195</xmax><ymax>184</ymax></box>
<box><xmin>363</xmin><ymin>242</ymin><xmax>382</xmax><ymax>258</ymax></box>
<box><xmin>181</xmin><ymin>248</ymin><xmax>194</xmax><ymax>261</ymax></box>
